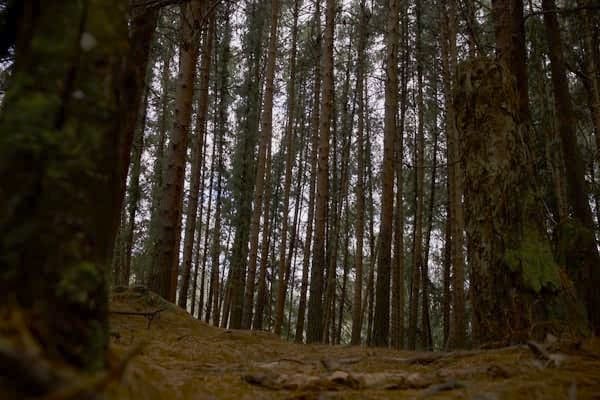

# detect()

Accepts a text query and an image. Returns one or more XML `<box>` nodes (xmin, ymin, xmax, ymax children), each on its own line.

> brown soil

<box><xmin>106</xmin><ymin>289</ymin><xmax>600</xmax><ymax>399</ymax></box>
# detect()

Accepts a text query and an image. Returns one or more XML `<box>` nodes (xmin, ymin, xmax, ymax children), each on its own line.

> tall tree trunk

<box><xmin>145</xmin><ymin>34</ymin><xmax>173</xmax><ymax>285</ymax></box>
<box><xmin>440</xmin><ymin>0</ymin><xmax>466</xmax><ymax>348</ymax></box>
<box><xmin>456</xmin><ymin>58</ymin><xmax>577</xmax><ymax>344</ymax></box>
<box><xmin>295</xmin><ymin>48</ymin><xmax>320</xmax><ymax>340</ymax></box>
<box><xmin>373</xmin><ymin>0</ymin><xmax>399</xmax><ymax>348</ymax></box>
<box><xmin>273</xmin><ymin>0</ymin><xmax>300</xmax><ymax>335</ymax></box>
<box><xmin>0</xmin><ymin>1</ymin><xmax>128</xmax><ymax>390</ymax></box>
<box><xmin>306</xmin><ymin>0</ymin><xmax>335</xmax><ymax>344</ymax></box>
<box><xmin>229</xmin><ymin>0</ymin><xmax>267</xmax><ymax>330</ymax></box>
<box><xmin>179</xmin><ymin>7</ymin><xmax>215</xmax><ymax>309</ymax></box>
<box><xmin>392</xmin><ymin>0</ymin><xmax>409</xmax><ymax>350</ymax></box>
<box><xmin>542</xmin><ymin>0</ymin><xmax>600</xmax><ymax>334</ymax></box>
<box><xmin>408</xmin><ymin>0</ymin><xmax>425</xmax><ymax>351</ymax></box>
<box><xmin>252</xmin><ymin>134</ymin><xmax>275</xmax><ymax>330</ymax></box>
<box><xmin>242</xmin><ymin>0</ymin><xmax>281</xmax><ymax>329</ymax></box>
<box><xmin>351</xmin><ymin>0</ymin><xmax>368</xmax><ymax>346</ymax></box>
<box><xmin>421</xmin><ymin>83</ymin><xmax>439</xmax><ymax>351</ymax></box>
<box><xmin>151</xmin><ymin>1</ymin><xmax>204</xmax><ymax>302</ymax></box>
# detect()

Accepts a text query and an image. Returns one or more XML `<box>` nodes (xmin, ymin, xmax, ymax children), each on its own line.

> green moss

<box><xmin>57</xmin><ymin>261</ymin><xmax>102</xmax><ymax>307</ymax></box>
<box><xmin>505</xmin><ymin>227</ymin><xmax>561</xmax><ymax>293</ymax></box>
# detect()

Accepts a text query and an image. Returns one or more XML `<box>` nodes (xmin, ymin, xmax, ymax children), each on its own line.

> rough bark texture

<box><xmin>0</xmin><ymin>0</ymin><xmax>128</xmax><ymax>392</ymax></box>
<box><xmin>455</xmin><ymin>58</ymin><xmax>579</xmax><ymax>344</ymax></box>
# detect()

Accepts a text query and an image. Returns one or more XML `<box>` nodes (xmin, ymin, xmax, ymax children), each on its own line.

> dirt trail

<box><xmin>107</xmin><ymin>289</ymin><xmax>600</xmax><ymax>399</ymax></box>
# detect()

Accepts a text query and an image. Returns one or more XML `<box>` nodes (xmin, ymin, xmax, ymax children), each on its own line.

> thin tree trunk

<box><xmin>351</xmin><ymin>0</ymin><xmax>368</xmax><ymax>346</ymax></box>
<box><xmin>252</xmin><ymin>135</ymin><xmax>274</xmax><ymax>330</ymax></box>
<box><xmin>307</xmin><ymin>0</ymin><xmax>334</xmax><ymax>343</ymax></box>
<box><xmin>273</xmin><ymin>0</ymin><xmax>300</xmax><ymax>335</ymax></box>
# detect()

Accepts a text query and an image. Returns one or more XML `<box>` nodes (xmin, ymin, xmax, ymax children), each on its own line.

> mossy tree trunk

<box><xmin>455</xmin><ymin>58</ymin><xmax>578</xmax><ymax>344</ymax></box>
<box><xmin>0</xmin><ymin>0</ymin><xmax>128</xmax><ymax>393</ymax></box>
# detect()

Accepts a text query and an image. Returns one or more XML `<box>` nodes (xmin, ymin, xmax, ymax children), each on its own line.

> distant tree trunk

<box><xmin>306</xmin><ymin>0</ymin><xmax>334</xmax><ymax>344</ymax></box>
<box><xmin>440</xmin><ymin>0</ymin><xmax>466</xmax><ymax>348</ymax></box>
<box><xmin>294</xmin><ymin>58</ymin><xmax>319</xmax><ymax>341</ymax></box>
<box><xmin>145</xmin><ymin>35</ymin><xmax>173</xmax><ymax>285</ymax></box>
<box><xmin>442</xmin><ymin>197</ymin><xmax>451</xmax><ymax>347</ymax></box>
<box><xmin>421</xmin><ymin>88</ymin><xmax>439</xmax><ymax>351</ymax></box>
<box><xmin>179</xmin><ymin>7</ymin><xmax>215</xmax><ymax>309</ymax></box>
<box><xmin>391</xmin><ymin>2</ymin><xmax>409</xmax><ymax>350</ymax></box>
<box><xmin>373</xmin><ymin>0</ymin><xmax>399</xmax><ymax>348</ymax></box>
<box><xmin>0</xmin><ymin>0</ymin><xmax>128</xmax><ymax>390</ymax></box>
<box><xmin>151</xmin><ymin>1</ymin><xmax>204</xmax><ymax>302</ymax></box>
<box><xmin>579</xmin><ymin>0</ymin><xmax>600</xmax><ymax>157</ymax></box>
<box><xmin>122</xmin><ymin>63</ymin><xmax>152</xmax><ymax>287</ymax></box>
<box><xmin>229</xmin><ymin>0</ymin><xmax>267</xmax><ymax>330</ymax></box>
<box><xmin>242</xmin><ymin>0</ymin><xmax>280</xmax><ymax>329</ymax></box>
<box><xmin>408</xmin><ymin>0</ymin><xmax>425</xmax><ymax>351</ymax></box>
<box><xmin>273</xmin><ymin>0</ymin><xmax>300</xmax><ymax>335</ymax></box>
<box><xmin>351</xmin><ymin>0</ymin><xmax>368</xmax><ymax>346</ymax></box>
<box><xmin>115</xmin><ymin>6</ymin><xmax>159</xmax><ymax>259</ymax></box>
<box><xmin>253</xmin><ymin>135</ymin><xmax>275</xmax><ymax>330</ymax></box>
<box><xmin>336</xmin><ymin>199</ymin><xmax>351</xmax><ymax>344</ymax></box>
<box><xmin>365</xmin><ymin>120</ymin><xmax>378</xmax><ymax>345</ymax></box>
<box><xmin>542</xmin><ymin>0</ymin><xmax>600</xmax><ymax>334</ymax></box>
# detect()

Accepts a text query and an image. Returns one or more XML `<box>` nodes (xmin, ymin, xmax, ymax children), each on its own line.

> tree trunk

<box><xmin>151</xmin><ymin>1</ymin><xmax>204</xmax><ymax>302</ymax></box>
<box><xmin>0</xmin><ymin>1</ymin><xmax>128</xmax><ymax>392</ymax></box>
<box><xmin>351</xmin><ymin>0</ymin><xmax>368</xmax><ymax>346</ymax></box>
<box><xmin>273</xmin><ymin>0</ymin><xmax>300</xmax><ymax>335</ymax></box>
<box><xmin>295</xmin><ymin>40</ymin><xmax>320</xmax><ymax>340</ymax></box>
<box><xmin>542</xmin><ymin>0</ymin><xmax>600</xmax><ymax>334</ymax></box>
<box><xmin>373</xmin><ymin>0</ymin><xmax>399</xmax><ymax>348</ymax></box>
<box><xmin>440</xmin><ymin>0</ymin><xmax>466</xmax><ymax>348</ymax></box>
<box><xmin>456</xmin><ymin>58</ymin><xmax>578</xmax><ymax>344</ymax></box>
<box><xmin>306</xmin><ymin>0</ymin><xmax>334</xmax><ymax>344</ymax></box>
<box><xmin>179</xmin><ymin>6</ymin><xmax>215</xmax><ymax>309</ymax></box>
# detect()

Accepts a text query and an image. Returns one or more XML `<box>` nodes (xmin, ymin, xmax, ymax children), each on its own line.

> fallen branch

<box><xmin>109</xmin><ymin>308</ymin><xmax>166</xmax><ymax>328</ymax></box>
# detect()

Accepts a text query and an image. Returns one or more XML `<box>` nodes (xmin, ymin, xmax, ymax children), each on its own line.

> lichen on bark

<box><xmin>455</xmin><ymin>57</ymin><xmax>582</xmax><ymax>343</ymax></box>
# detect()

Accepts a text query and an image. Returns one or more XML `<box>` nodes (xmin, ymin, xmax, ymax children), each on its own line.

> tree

<box><xmin>150</xmin><ymin>0</ymin><xmax>204</xmax><ymax>302</ymax></box>
<box><xmin>541</xmin><ymin>0</ymin><xmax>600</xmax><ymax>334</ymax></box>
<box><xmin>242</xmin><ymin>0</ymin><xmax>281</xmax><ymax>329</ymax></box>
<box><xmin>179</xmin><ymin>5</ymin><xmax>216</xmax><ymax>309</ymax></box>
<box><xmin>0</xmin><ymin>1</ymin><xmax>128</xmax><ymax>394</ymax></box>
<box><xmin>306</xmin><ymin>0</ymin><xmax>335</xmax><ymax>344</ymax></box>
<box><xmin>351</xmin><ymin>0</ymin><xmax>369</xmax><ymax>346</ymax></box>
<box><xmin>373</xmin><ymin>0</ymin><xmax>399</xmax><ymax>347</ymax></box>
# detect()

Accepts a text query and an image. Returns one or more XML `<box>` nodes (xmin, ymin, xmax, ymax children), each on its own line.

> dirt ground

<box><xmin>106</xmin><ymin>289</ymin><xmax>600</xmax><ymax>400</ymax></box>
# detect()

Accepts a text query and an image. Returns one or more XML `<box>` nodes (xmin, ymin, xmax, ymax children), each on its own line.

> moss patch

<box><xmin>505</xmin><ymin>227</ymin><xmax>561</xmax><ymax>293</ymax></box>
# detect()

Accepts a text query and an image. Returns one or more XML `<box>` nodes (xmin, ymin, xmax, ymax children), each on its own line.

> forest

<box><xmin>0</xmin><ymin>0</ymin><xmax>599</xmax><ymax>398</ymax></box>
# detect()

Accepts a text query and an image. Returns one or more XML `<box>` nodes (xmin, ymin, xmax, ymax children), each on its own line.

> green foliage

<box><xmin>505</xmin><ymin>226</ymin><xmax>560</xmax><ymax>293</ymax></box>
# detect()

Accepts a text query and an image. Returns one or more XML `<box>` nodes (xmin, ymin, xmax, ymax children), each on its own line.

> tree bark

<box><xmin>542</xmin><ymin>0</ymin><xmax>600</xmax><ymax>334</ymax></box>
<box><xmin>0</xmin><ymin>1</ymin><xmax>128</xmax><ymax>389</ymax></box>
<box><xmin>306</xmin><ymin>0</ymin><xmax>334</xmax><ymax>343</ymax></box>
<box><xmin>373</xmin><ymin>0</ymin><xmax>399</xmax><ymax>348</ymax></box>
<box><xmin>179</xmin><ymin>6</ymin><xmax>215</xmax><ymax>309</ymax></box>
<box><xmin>151</xmin><ymin>0</ymin><xmax>204</xmax><ymax>302</ymax></box>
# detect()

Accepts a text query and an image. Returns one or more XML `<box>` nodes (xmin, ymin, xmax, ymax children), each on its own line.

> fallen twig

<box><xmin>109</xmin><ymin>308</ymin><xmax>166</xmax><ymax>328</ymax></box>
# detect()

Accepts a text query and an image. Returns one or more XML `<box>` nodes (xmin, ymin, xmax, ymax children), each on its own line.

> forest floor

<box><xmin>106</xmin><ymin>288</ymin><xmax>600</xmax><ymax>400</ymax></box>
